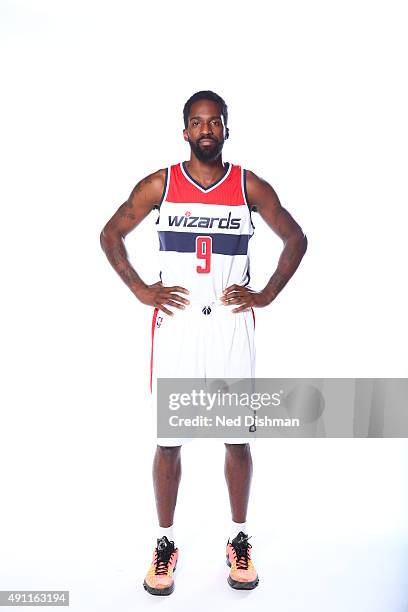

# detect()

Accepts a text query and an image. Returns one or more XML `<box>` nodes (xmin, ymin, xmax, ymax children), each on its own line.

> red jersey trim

<box><xmin>180</xmin><ymin>161</ymin><xmax>232</xmax><ymax>193</ymax></box>
<box><xmin>166</xmin><ymin>162</ymin><xmax>245</xmax><ymax>206</ymax></box>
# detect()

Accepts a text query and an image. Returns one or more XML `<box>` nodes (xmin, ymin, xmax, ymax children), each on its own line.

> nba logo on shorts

<box><xmin>156</xmin><ymin>316</ymin><xmax>163</xmax><ymax>328</ymax></box>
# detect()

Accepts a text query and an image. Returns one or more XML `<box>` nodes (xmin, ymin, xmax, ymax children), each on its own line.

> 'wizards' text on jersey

<box><xmin>155</xmin><ymin>161</ymin><xmax>255</xmax><ymax>304</ymax></box>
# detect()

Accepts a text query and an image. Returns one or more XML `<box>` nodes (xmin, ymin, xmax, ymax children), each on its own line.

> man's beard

<box><xmin>188</xmin><ymin>137</ymin><xmax>223</xmax><ymax>162</ymax></box>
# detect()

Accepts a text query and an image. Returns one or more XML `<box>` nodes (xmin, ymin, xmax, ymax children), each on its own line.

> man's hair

<box><xmin>183</xmin><ymin>90</ymin><xmax>228</xmax><ymax>129</ymax></box>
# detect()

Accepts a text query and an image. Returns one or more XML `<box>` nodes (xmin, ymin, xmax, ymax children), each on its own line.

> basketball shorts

<box><xmin>149</xmin><ymin>300</ymin><xmax>256</xmax><ymax>446</ymax></box>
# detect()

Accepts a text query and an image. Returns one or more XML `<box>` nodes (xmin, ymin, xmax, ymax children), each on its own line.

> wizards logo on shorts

<box><xmin>156</xmin><ymin>316</ymin><xmax>163</xmax><ymax>328</ymax></box>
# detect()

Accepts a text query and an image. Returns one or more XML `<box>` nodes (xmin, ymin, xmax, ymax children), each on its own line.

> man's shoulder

<box><xmin>133</xmin><ymin>168</ymin><xmax>168</xmax><ymax>210</ymax></box>
<box><xmin>242</xmin><ymin>169</ymin><xmax>263</xmax><ymax>213</ymax></box>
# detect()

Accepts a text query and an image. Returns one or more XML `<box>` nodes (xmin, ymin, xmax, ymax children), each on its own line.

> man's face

<box><xmin>183</xmin><ymin>99</ymin><xmax>227</xmax><ymax>162</ymax></box>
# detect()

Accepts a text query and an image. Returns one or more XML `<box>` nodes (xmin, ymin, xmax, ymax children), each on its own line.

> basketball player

<box><xmin>100</xmin><ymin>91</ymin><xmax>307</xmax><ymax>595</ymax></box>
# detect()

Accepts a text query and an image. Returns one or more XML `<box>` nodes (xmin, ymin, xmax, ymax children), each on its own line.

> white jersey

<box><xmin>155</xmin><ymin>161</ymin><xmax>255</xmax><ymax>305</ymax></box>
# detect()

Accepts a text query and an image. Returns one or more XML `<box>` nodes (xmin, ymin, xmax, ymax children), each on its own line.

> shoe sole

<box><xmin>143</xmin><ymin>561</ymin><xmax>177</xmax><ymax>596</ymax></box>
<box><xmin>226</xmin><ymin>556</ymin><xmax>259</xmax><ymax>590</ymax></box>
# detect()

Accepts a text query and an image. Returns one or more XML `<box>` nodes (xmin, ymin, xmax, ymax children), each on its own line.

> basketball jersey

<box><xmin>155</xmin><ymin>161</ymin><xmax>255</xmax><ymax>305</ymax></box>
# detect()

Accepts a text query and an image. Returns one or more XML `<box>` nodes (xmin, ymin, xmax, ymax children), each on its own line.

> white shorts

<box><xmin>149</xmin><ymin>300</ymin><xmax>256</xmax><ymax>446</ymax></box>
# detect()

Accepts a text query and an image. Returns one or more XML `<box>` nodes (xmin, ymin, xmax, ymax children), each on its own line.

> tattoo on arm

<box><xmin>281</xmin><ymin>245</ymin><xmax>298</xmax><ymax>264</ymax></box>
<box><xmin>126</xmin><ymin>175</ymin><xmax>154</xmax><ymax>207</ymax></box>
<box><xmin>100</xmin><ymin>171</ymin><xmax>162</xmax><ymax>294</ymax></box>
<box><xmin>105</xmin><ymin>243</ymin><xmax>127</xmax><ymax>267</ymax></box>
<box><xmin>117</xmin><ymin>203</ymin><xmax>136</xmax><ymax>220</ymax></box>
<box><xmin>118</xmin><ymin>267</ymin><xmax>141</xmax><ymax>284</ymax></box>
<box><xmin>113</xmin><ymin>176</ymin><xmax>155</xmax><ymax>217</ymax></box>
<box><xmin>104</xmin><ymin>240</ymin><xmax>143</xmax><ymax>289</ymax></box>
<box><xmin>265</xmin><ymin>235</ymin><xmax>307</xmax><ymax>299</ymax></box>
<box><xmin>269</xmin><ymin>271</ymin><xmax>287</xmax><ymax>294</ymax></box>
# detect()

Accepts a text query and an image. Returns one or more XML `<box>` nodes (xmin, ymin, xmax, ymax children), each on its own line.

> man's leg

<box><xmin>153</xmin><ymin>445</ymin><xmax>182</xmax><ymax>528</ymax></box>
<box><xmin>145</xmin><ymin>305</ymin><xmax>197</xmax><ymax>596</ymax></box>
<box><xmin>224</xmin><ymin>442</ymin><xmax>258</xmax><ymax>590</ymax></box>
<box><xmin>207</xmin><ymin>306</ymin><xmax>258</xmax><ymax>589</ymax></box>
<box><xmin>224</xmin><ymin>442</ymin><xmax>252</xmax><ymax>522</ymax></box>
<box><xmin>143</xmin><ymin>445</ymin><xmax>181</xmax><ymax>596</ymax></box>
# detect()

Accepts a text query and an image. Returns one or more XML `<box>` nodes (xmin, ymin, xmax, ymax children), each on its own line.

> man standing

<box><xmin>100</xmin><ymin>90</ymin><xmax>307</xmax><ymax>595</ymax></box>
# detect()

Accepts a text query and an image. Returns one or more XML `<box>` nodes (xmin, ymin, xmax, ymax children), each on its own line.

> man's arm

<box><xmin>221</xmin><ymin>170</ymin><xmax>307</xmax><ymax>311</ymax></box>
<box><xmin>99</xmin><ymin>169</ymin><xmax>189</xmax><ymax>315</ymax></box>
<box><xmin>247</xmin><ymin>169</ymin><xmax>308</xmax><ymax>300</ymax></box>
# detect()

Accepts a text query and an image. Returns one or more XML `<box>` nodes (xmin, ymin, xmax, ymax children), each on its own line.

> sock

<box><xmin>157</xmin><ymin>524</ymin><xmax>174</xmax><ymax>543</ymax></box>
<box><xmin>230</xmin><ymin>520</ymin><xmax>247</xmax><ymax>542</ymax></box>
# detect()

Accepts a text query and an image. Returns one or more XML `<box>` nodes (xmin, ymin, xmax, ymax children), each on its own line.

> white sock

<box><xmin>157</xmin><ymin>525</ymin><xmax>174</xmax><ymax>543</ymax></box>
<box><xmin>230</xmin><ymin>521</ymin><xmax>247</xmax><ymax>542</ymax></box>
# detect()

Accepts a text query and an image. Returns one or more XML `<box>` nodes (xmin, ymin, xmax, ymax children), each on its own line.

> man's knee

<box><xmin>156</xmin><ymin>444</ymin><xmax>182</xmax><ymax>453</ymax></box>
<box><xmin>224</xmin><ymin>442</ymin><xmax>251</xmax><ymax>455</ymax></box>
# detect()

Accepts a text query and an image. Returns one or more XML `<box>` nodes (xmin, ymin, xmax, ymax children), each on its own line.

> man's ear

<box><xmin>183</xmin><ymin>128</ymin><xmax>189</xmax><ymax>143</ymax></box>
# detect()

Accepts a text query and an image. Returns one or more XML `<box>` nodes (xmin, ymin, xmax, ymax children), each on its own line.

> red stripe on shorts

<box><xmin>150</xmin><ymin>307</ymin><xmax>159</xmax><ymax>393</ymax></box>
<box><xmin>251</xmin><ymin>306</ymin><xmax>255</xmax><ymax>329</ymax></box>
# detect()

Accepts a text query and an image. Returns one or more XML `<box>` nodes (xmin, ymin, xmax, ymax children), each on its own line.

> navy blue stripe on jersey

<box><xmin>158</xmin><ymin>231</ymin><xmax>252</xmax><ymax>255</ymax></box>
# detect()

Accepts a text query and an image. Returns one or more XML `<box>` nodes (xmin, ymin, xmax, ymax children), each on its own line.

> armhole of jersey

<box><xmin>242</xmin><ymin>168</ymin><xmax>255</xmax><ymax>230</ymax></box>
<box><xmin>157</xmin><ymin>166</ymin><xmax>170</xmax><ymax>210</ymax></box>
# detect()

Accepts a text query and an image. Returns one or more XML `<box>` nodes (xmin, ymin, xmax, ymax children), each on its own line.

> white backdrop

<box><xmin>1</xmin><ymin>1</ymin><xmax>407</xmax><ymax>611</ymax></box>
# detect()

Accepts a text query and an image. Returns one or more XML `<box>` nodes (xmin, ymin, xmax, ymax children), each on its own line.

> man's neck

<box><xmin>185</xmin><ymin>157</ymin><xmax>227</xmax><ymax>186</ymax></box>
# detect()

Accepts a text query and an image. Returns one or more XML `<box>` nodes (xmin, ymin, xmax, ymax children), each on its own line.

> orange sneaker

<box><xmin>143</xmin><ymin>536</ymin><xmax>178</xmax><ymax>596</ymax></box>
<box><xmin>226</xmin><ymin>531</ymin><xmax>259</xmax><ymax>590</ymax></box>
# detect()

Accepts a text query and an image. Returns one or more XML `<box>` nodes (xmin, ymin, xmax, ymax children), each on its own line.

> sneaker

<box><xmin>143</xmin><ymin>536</ymin><xmax>178</xmax><ymax>596</ymax></box>
<box><xmin>226</xmin><ymin>531</ymin><xmax>259</xmax><ymax>590</ymax></box>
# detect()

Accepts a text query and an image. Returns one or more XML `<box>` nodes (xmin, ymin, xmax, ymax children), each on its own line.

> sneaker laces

<box><xmin>153</xmin><ymin>536</ymin><xmax>175</xmax><ymax>575</ymax></box>
<box><xmin>230</xmin><ymin>531</ymin><xmax>252</xmax><ymax>570</ymax></box>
